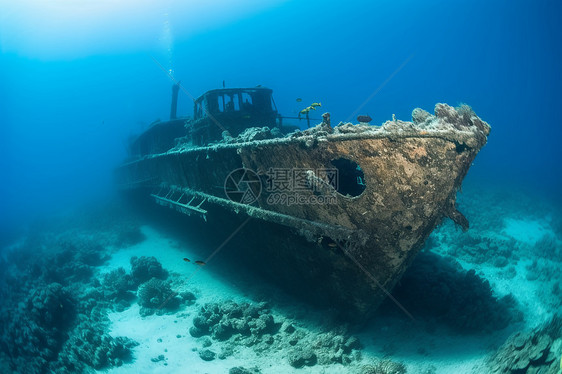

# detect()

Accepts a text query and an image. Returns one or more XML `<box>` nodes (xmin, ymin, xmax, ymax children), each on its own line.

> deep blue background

<box><xmin>1</xmin><ymin>0</ymin><xmax>561</xmax><ymax>232</ymax></box>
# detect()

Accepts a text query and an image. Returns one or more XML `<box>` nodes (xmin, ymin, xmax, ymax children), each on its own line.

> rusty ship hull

<box><xmin>116</xmin><ymin>103</ymin><xmax>490</xmax><ymax>318</ymax></box>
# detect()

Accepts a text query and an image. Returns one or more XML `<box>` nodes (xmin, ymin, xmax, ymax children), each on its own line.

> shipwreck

<box><xmin>116</xmin><ymin>84</ymin><xmax>490</xmax><ymax>319</ymax></box>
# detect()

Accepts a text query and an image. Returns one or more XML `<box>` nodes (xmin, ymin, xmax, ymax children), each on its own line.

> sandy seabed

<box><xmin>1</xmin><ymin>185</ymin><xmax>561</xmax><ymax>374</ymax></box>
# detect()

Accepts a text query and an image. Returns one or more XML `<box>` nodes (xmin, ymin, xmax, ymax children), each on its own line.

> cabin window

<box><xmin>251</xmin><ymin>91</ymin><xmax>272</xmax><ymax>113</ymax></box>
<box><xmin>195</xmin><ymin>101</ymin><xmax>204</xmax><ymax>119</ymax></box>
<box><xmin>218</xmin><ymin>94</ymin><xmax>240</xmax><ymax>113</ymax></box>
<box><xmin>330</xmin><ymin>158</ymin><xmax>366</xmax><ymax>197</ymax></box>
<box><xmin>217</xmin><ymin>95</ymin><xmax>225</xmax><ymax>113</ymax></box>
<box><xmin>241</xmin><ymin>92</ymin><xmax>253</xmax><ymax>110</ymax></box>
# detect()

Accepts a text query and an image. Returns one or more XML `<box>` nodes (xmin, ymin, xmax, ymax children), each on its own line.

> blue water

<box><xmin>1</xmin><ymin>0</ymin><xmax>561</xmax><ymax>230</ymax></box>
<box><xmin>1</xmin><ymin>1</ymin><xmax>561</xmax><ymax>372</ymax></box>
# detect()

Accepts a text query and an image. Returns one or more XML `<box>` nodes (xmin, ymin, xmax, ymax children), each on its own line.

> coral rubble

<box><xmin>137</xmin><ymin>277</ymin><xmax>182</xmax><ymax>316</ymax></box>
<box><xmin>0</xmin><ymin>217</ymin><xmax>142</xmax><ymax>373</ymax></box>
<box><xmin>485</xmin><ymin>315</ymin><xmax>562</xmax><ymax>373</ymax></box>
<box><xmin>130</xmin><ymin>255</ymin><xmax>169</xmax><ymax>285</ymax></box>
<box><xmin>189</xmin><ymin>300</ymin><xmax>363</xmax><ymax>368</ymax></box>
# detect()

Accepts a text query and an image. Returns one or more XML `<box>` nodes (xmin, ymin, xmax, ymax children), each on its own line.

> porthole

<box><xmin>330</xmin><ymin>158</ymin><xmax>366</xmax><ymax>197</ymax></box>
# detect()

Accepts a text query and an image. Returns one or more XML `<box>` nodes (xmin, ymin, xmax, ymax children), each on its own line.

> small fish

<box><xmin>296</xmin><ymin>98</ymin><xmax>302</xmax><ymax>102</ymax></box>
<box><xmin>310</xmin><ymin>102</ymin><xmax>321</xmax><ymax>108</ymax></box>
<box><xmin>194</xmin><ymin>260</ymin><xmax>206</xmax><ymax>266</ymax></box>
<box><xmin>183</xmin><ymin>257</ymin><xmax>190</xmax><ymax>262</ymax></box>
<box><xmin>357</xmin><ymin>115</ymin><xmax>372</xmax><ymax>123</ymax></box>
<box><xmin>300</xmin><ymin>108</ymin><xmax>310</xmax><ymax>115</ymax></box>
<box><xmin>327</xmin><ymin>242</ymin><xmax>338</xmax><ymax>248</ymax></box>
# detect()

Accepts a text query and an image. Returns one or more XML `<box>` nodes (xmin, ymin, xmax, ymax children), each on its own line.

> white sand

<box><xmin>502</xmin><ymin>218</ymin><xmax>549</xmax><ymax>246</ymax></box>
<box><xmin>100</xmin><ymin>226</ymin><xmax>363</xmax><ymax>374</ymax></box>
<box><xmin>102</xmin><ymin>226</ymin><xmax>252</xmax><ymax>374</ymax></box>
<box><xmin>95</xmin><ymin>212</ymin><xmax>560</xmax><ymax>374</ymax></box>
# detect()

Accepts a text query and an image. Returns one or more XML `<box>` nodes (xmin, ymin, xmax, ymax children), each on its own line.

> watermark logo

<box><xmin>265</xmin><ymin>168</ymin><xmax>338</xmax><ymax>193</ymax></box>
<box><xmin>224</xmin><ymin>167</ymin><xmax>339</xmax><ymax>206</ymax></box>
<box><xmin>224</xmin><ymin>168</ymin><xmax>262</xmax><ymax>204</ymax></box>
<box><xmin>266</xmin><ymin>192</ymin><xmax>338</xmax><ymax>206</ymax></box>
<box><xmin>265</xmin><ymin>167</ymin><xmax>339</xmax><ymax>206</ymax></box>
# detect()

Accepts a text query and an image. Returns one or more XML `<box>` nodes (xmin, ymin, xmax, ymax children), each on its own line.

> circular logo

<box><xmin>224</xmin><ymin>168</ymin><xmax>262</xmax><ymax>204</ymax></box>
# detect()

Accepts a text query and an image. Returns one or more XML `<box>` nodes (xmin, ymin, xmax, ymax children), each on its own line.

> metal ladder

<box><xmin>151</xmin><ymin>187</ymin><xmax>207</xmax><ymax>221</ymax></box>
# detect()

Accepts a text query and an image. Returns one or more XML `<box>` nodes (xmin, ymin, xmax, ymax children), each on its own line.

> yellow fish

<box><xmin>311</xmin><ymin>102</ymin><xmax>322</xmax><ymax>108</ymax></box>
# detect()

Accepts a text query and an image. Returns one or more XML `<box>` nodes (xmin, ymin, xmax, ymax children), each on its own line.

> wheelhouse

<box><xmin>191</xmin><ymin>87</ymin><xmax>279</xmax><ymax>145</ymax></box>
